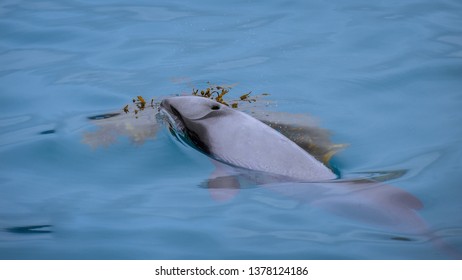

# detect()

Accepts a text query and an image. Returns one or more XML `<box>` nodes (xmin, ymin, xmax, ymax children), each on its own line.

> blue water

<box><xmin>1</xmin><ymin>0</ymin><xmax>462</xmax><ymax>259</ymax></box>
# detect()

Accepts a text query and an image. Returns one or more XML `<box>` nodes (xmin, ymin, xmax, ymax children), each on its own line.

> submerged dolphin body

<box><xmin>160</xmin><ymin>96</ymin><xmax>336</xmax><ymax>182</ymax></box>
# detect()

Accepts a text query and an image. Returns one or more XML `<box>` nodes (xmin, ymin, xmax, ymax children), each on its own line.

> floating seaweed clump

<box><xmin>122</xmin><ymin>83</ymin><xmax>269</xmax><ymax>117</ymax></box>
<box><xmin>191</xmin><ymin>83</ymin><xmax>269</xmax><ymax>109</ymax></box>
<box><xmin>123</xmin><ymin>95</ymin><xmax>156</xmax><ymax>118</ymax></box>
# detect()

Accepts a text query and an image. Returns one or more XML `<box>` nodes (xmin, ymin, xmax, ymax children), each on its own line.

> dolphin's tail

<box><xmin>265</xmin><ymin>179</ymin><xmax>461</xmax><ymax>259</ymax></box>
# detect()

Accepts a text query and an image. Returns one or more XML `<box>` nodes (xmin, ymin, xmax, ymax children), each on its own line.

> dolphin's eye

<box><xmin>211</xmin><ymin>105</ymin><xmax>220</xmax><ymax>110</ymax></box>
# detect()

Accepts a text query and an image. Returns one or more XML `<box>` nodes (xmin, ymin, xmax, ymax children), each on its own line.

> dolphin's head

<box><xmin>159</xmin><ymin>96</ymin><xmax>226</xmax><ymax>153</ymax></box>
<box><xmin>160</xmin><ymin>96</ymin><xmax>224</xmax><ymax>121</ymax></box>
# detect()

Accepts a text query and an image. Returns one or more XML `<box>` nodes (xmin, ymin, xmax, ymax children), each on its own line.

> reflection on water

<box><xmin>0</xmin><ymin>0</ymin><xmax>462</xmax><ymax>259</ymax></box>
<box><xmin>6</xmin><ymin>225</ymin><xmax>52</xmax><ymax>234</ymax></box>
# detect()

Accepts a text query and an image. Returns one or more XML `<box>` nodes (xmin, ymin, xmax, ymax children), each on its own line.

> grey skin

<box><xmin>159</xmin><ymin>96</ymin><xmax>336</xmax><ymax>182</ymax></box>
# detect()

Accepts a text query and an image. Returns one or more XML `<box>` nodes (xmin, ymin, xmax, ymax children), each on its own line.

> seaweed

<box><xmin>191</xmin><ymin>83</ymin><xmax>268</xmax><ymax>108</ymax></box>
<box><xmin>121</xmin><ymin>83</ymin><xmax>268</xmax><ymax>118</ymax></box>
<box><xmin>124</xmin><ymin>96</ymin><xmax>156</xmax><ymax>118</ymax></box>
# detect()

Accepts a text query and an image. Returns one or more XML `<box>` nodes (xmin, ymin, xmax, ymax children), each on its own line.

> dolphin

<box><xmin>158</xmin><ymin>95</ymin><xmax>460</xmax><ymax>258</ymax></box>
<box><xmin>158</xmin><ymin>96</ymin><xmax>420</xmax><ymax>216</ymax></box>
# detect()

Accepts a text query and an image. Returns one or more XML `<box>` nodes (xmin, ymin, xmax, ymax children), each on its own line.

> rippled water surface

<box><xmin>1</xmin><ymin>0</ymin><xmax>462</xmax><ymax>259</ymax></box>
